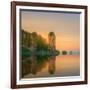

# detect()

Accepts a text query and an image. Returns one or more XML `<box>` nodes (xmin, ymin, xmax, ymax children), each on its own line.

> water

<box><xmin>21</xmin><ymin>55</ymin><xmax>80</xmax><ymax>78</ymax></box>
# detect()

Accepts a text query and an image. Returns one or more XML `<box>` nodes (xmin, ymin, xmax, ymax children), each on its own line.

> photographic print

<box><xmin>11</xmin><ymin>1</ymin><xmax>87</xmax><ymax>89</ymax></box>
<box><xmin>21</xmin><ymin>9</ymin><xmax>80</xmax><ymax>78</ymax></box>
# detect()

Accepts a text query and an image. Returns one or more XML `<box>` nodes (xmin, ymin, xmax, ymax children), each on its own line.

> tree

<box><xmin>36</xmin><ymin>35</ymin><xmax>49</xmax><ymax>51</ymax></box>
<box><xmin>62</xmin><ymin>51</ymin><xmax>67</xmax><ymax>55</ymax></box>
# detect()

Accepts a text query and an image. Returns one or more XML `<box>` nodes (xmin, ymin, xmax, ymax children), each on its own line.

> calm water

<box><xmin>21</xmin><ymin>55</ymin><xmax>80</xmax><ymax>78</ymax></box>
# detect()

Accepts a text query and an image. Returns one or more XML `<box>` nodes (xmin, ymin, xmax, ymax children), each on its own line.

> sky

<box><xmin>21</xmin><ymin>10</ymin><xmax>80</xmax><ymax>51</ymax></box>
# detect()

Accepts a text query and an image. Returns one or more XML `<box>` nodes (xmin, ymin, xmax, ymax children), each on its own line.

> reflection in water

<box><xmin>21</xmin><ymin>55</ymin><xmax>80</xmax><ymax>78</ymax></box>
<box><xmin>22</xmin><ymin>56</ymin><xmax>56</xmax><ymax>77</ymax></box>
<box><xmin>21</xmin><ymin>55</ymin><xmax>56</xmax><ymax>78</ymax></box>
<box><xmin>30</xmin><ymin>56</ymin><xmax>37</xmax><ymax>75</ymax></box>
<box><xmin>48</xmin><ymin>56</ymin><xmax>56</xmax><ymax>74</ymax></box>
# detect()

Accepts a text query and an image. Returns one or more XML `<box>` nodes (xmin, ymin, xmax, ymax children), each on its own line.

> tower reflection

<box><xmin>21</xmin><ymin>55</ymin><xmax>56</xmax><ymax>78</ymax></box>
<box><xmin>48</xmin><ymin>56</ymin><xmax>56</xmax><ymax>74</ymax></box>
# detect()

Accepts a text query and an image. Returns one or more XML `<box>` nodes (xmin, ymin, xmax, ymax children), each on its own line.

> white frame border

<box><xmin>16</xmin><ymin>6</ymin><xmax>85</xmax><ymax>85</ymax></box>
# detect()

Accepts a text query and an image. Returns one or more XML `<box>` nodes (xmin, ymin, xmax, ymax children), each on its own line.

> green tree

<box><xmin>62</xmin><ymin>51</ymin><xmax>67</xmax><ymax>55</ymax></box>
<box><xmin>36</xmin><ymin>35</ymin><xmax>49</xmax><ymax>51</ymax></box>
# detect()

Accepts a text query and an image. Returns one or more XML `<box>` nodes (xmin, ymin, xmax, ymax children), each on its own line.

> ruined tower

<box><xmin>48</xmin><ymin>32</ymin><xmax>56</xmax><ymax>74</ymax></box>
<box><xmin>48</xmin><ymin>32</ymin><xmax>56</xmax><ymax>51</ymax></box>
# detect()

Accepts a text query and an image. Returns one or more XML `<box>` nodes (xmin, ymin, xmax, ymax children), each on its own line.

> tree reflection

<box><xmin>21</xmin><ymin>30</ymin><xmax>59</xmax><ymax>78</ymax></box>
<box><xmin>21</xmin><ymin>55</ymin><xmax>56</xmax><ymax>78</ymax></box>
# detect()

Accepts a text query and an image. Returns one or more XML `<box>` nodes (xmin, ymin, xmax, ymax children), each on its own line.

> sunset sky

<box><xmin>21</xmin><ymin>10</ymin><xmax>80</xmax><ymax>51</ymax></box>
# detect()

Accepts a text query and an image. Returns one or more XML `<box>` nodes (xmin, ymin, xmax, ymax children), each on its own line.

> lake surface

<box><xmin>21</xmin><ymin>55</ymin><xmax>80</xmax><ymax>78</ymax></box>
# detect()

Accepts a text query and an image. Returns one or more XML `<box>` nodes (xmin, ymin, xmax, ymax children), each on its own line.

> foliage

<box><xmin>62</xmin><ymin>50</ymin><xmax>67</xmax><ymax>55</ymax></box>
<box><xmin>35</xmin><ymin>35</ymin><xmax>49</xmax><ymax>51</ymax></box>
<box><xmin>21</xmin><ymin>47</ymin><xmax>31</xmax><ymax>59</ymax></box>
<box><xmin>21</xmin><ymin>29</ymin><xmax>60</xmax><ymax>58</ymax></box>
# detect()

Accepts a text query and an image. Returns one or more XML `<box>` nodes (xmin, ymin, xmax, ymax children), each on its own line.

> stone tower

<box><xmin>48</xmin><ymin>32</ymin><xmax>56</xmax><ymax>51</ymax></box>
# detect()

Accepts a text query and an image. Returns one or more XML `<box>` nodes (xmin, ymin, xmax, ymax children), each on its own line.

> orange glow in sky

<box><xmin>21</xmin><ymin>10</ymin><xmax>80</xmax><ymax>51</ymax></box>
